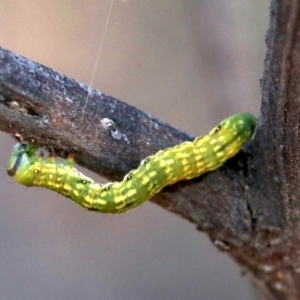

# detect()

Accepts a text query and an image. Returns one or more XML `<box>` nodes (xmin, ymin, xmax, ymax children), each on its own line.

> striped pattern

<box><xmin>7</xmin><ymin>112</ymin><xmax>256</xmax><ymax>213</ymax></box>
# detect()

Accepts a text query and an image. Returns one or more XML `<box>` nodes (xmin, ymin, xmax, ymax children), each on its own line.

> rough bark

<box><xmin>232</xmin><ymin>0</ymin><xmax>300</xmax><ymax>299</ymax></box>
<box><xmin>0</xmin><ymin>0</ymin><xmax>300</xmax><ymax>298</ymax></box>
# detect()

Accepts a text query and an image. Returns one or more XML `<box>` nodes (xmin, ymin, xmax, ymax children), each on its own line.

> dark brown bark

<box><xmin>0</xmin><ymin>0</ymin><xmax>300</xmax><ymax>299</ymax></box>
<box><xmin>232</xmin><ymin>0</ymin><xmax>300</xmax><ymax>299</ymax></box>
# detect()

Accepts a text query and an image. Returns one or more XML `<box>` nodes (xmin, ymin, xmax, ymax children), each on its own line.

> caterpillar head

<box><xmin>7</xmin><ymin>143</ymin><xmax>39</xmax><ymax>186</ymax></box>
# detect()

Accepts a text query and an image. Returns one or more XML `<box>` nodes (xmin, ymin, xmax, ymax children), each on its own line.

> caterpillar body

<box><xmin>7</xmin><ymin>113</ymin><xmax>256</xmax><ymax>213</ymax></box>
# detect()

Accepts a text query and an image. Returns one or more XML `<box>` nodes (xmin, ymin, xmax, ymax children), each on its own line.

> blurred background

<box><xmin>0</xmin><ymin>1</ymin><xmax>268</xmax><ymax>299</ymax></box>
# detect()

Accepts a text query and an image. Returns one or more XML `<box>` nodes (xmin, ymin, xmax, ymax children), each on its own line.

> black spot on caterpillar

<box><xmin>7</xmin><ymin>113</ymin><xmax>256</xmax><ymax>213</ymax></box>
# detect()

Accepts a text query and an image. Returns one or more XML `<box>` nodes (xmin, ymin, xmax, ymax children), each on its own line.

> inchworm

<box><xmin>7</xmin><ymin>112</ymin><xmax>256</xmax><ymax>213</ymax></box>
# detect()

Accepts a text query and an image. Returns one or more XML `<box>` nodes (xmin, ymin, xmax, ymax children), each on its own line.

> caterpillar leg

<box><xmin>64</xmin><ymin>152</ymin><xmax>75</xmax><ymax>167</ymax></box>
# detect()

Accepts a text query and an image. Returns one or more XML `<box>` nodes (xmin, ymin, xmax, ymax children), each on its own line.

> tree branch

<box><xmin>0</xmin><ymin>46</ymin><xmax>254</xmax><ymax>247</ymax></box>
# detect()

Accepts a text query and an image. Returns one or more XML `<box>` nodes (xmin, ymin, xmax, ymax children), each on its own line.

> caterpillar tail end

<box><xmin>221</xmin><ymin>112</ymin><xmax>257</xmax><ymax>142</ymax></box>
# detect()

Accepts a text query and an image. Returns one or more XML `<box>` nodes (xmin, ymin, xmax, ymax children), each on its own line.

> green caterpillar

<box><xmin>7</xmin><ymin>113</ymin><xmax>256</xmax><ymax>213</ymax></box>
